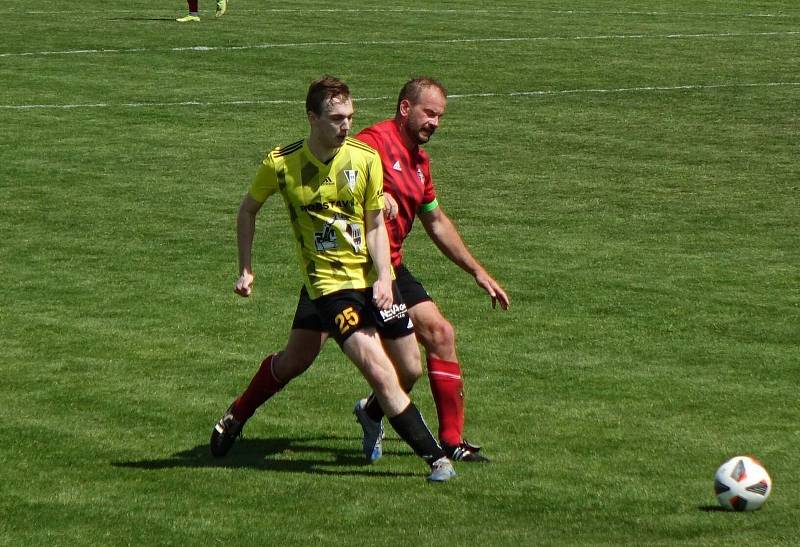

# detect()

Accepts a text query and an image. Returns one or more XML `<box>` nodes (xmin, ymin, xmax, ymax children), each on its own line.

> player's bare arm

<box><xmin>383</xmin><ymin>192</ymin><xmax>399</xmax><ymax>220</ymax></box>
<box><xmin>234</xmin><ymin>193</ymin><xmax>264</xmax><ymax>297</ymax></box>
<box><xmin>419</xmin><ymin>206</ymin><xmax>510</xmax><ymax>310</ymax></box>
<box><xmin>364</xmin><ymin>208</ymin><xmax>393</xmax><ymax>310</ymax></box>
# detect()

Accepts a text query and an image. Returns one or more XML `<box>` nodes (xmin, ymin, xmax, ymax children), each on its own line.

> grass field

<box><xmin>1</xmin><ymin>1</ymin><xmax>798</xmax><ymax>545</ymax></box>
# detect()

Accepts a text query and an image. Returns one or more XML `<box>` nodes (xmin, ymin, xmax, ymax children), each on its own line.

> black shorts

<box><xmin>393</xmin><ymin>264</ymin><xmax>433</xmax><ymax>308</ymax></box>
<box><xmin>296</xmin><ymin>284</ymin><xmax>415</xmax><ymax>346</ymax></box>
<box><xmin>291</xmin><ymin>264</ymin><xmax>432</xmax><ymax>333</ymax></box>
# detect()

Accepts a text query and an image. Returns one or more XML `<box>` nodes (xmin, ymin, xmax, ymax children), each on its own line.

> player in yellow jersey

<box><xmin>212</xmin><ymin>76</ymin><xmax>455</xmax><ymax>482</ymax></box>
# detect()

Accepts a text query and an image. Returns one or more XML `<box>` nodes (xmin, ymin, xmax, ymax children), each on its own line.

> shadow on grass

<box><xmin>698</xmin><ymin>505</ymin><xmax>728</xmax><ymax>512</ymax></box>
<box><xmin>112</xmin><ymin>436</ymin><xmax>417</xmax><ymax>478</ymax></box>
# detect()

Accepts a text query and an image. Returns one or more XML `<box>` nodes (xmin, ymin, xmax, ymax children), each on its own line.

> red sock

<box><xmin>188</xmin><ymin>0</ymin><xmax>198</xmax><ymax>12</ymax></box>
<box><xmin>231</xmin><ymin>353</ymin><xmax>285</xmax><ymax>422</ymax></box>
<box><xmin>427</xmin><ymin>357</ymin><xmax>464</xmax><ymax>447</ymax></box>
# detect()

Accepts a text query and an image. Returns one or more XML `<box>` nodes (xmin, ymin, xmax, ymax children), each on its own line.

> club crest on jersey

<box><xmin>343</xmin><ymin>170</ymin><xmax>358</xmax><ymax>192</ymax></box>
<box><xmin>416</xmin><ymin>168</ymin><xmax>425</xmax><ymax>184</ymax></box>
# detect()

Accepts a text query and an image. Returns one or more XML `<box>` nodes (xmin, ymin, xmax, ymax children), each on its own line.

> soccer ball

<box><xmin>714</xmin><ymin>456</ymin><xmax>772</xmax><ymax>511</ymax></box>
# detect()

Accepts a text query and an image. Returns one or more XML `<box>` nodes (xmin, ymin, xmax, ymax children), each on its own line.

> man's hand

<box><xmin>372</xmin><ymin>277</ymin><xmax>394</xmax><ymax>310</ymax></box>
<box><xmin>234</xmin><ymin>269</ymin><xmax>255</xmax><ymax>297</ymax></box>
<box><xmin>383</xmin><ymin>192</ymin><xmax>399</xmax><ymax>220</ymax></box>
<box><xmin>475</xmin><ymin>271</ymin><xmax>510</xmax><ymax>310</ymax></box>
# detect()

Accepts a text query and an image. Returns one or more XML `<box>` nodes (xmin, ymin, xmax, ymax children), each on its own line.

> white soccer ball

<box><xmin>714</xmin><ymin>456</ymin><xmax>772</xmax><ymax>511</ymax></box>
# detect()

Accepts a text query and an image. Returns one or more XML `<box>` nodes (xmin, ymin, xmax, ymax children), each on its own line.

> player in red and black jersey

<box><xmin>354</xmin><ymin>78</ymin><xmax>510</xmax><ymax>462</ymax></box>
<box><xmin>211</xmin><ymin>78</ymin><xmax>509</xmax><ymax>464</ymax></box>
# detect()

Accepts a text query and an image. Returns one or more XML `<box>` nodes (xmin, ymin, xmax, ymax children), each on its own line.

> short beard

<box><xmin>415</xmin><ymin>126</ymin><xmax>435</xmax><ymax>145</ymax></box>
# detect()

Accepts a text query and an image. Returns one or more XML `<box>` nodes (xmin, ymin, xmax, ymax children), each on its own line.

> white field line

<box><xmin>1</xmin><ymin>31</ymin><xmax>798</xmax><ymax>59</ymax></box>
<box><xmin>2</xmin><ymin>82</ymin><xmax>798</xmax><ymax>111</ymax></box>
<box><xmin>451</xmin><ymin>82</ymin><xmax>800</xmax><ymax>98</ymax></box>
<box><xmin>550</xmin><ymin>10</ymin><xmax>794</xmax><ymax>18</ymax></box>
<box><xmin>7</xmin><ymin>8</ymin><xmax>796</xmax><ymax>17</ymax></box>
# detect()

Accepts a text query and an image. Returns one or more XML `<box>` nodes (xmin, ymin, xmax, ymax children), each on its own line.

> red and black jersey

<box><xmin>356</xmin><ymin>119</ymin><xmax>437</xmax><ymax>267</ymax></box>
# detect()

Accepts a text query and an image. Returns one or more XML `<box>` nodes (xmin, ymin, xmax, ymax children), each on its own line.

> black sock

<box><xmin>366</xmin><ymin>384</ymin><xmax>413</xmax><ymax>422</ymax></box>
<box><xmin>388</xmin><ymin>402</ymin><xmax>445</xmax><ymax>465</ymax></box>
<box><xmin>365</xmin><ymin>393</ymin><xmax>384</xmax><ymax>422</ymax></box>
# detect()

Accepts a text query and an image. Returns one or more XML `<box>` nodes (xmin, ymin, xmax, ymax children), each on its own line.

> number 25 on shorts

<box><xmin>335</xmin><ymin>306</ymin><xmax>359</xmax><ymax>335</ymax></box>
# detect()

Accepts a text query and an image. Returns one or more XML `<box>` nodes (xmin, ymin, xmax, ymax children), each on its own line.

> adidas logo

<box><xmin>392</xmin><ymin>160</ymin><xmax>402</xmax><ymax>172</ymax></box>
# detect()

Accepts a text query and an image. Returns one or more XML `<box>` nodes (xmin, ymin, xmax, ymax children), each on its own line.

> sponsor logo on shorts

<box><xmin>379</xmin><ymin>303</ymin><xmax>408</xmax><ymax>322</ymax></box>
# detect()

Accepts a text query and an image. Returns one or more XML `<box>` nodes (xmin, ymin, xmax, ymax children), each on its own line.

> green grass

<box><xmin>1</xmin><ymin>0</ymin><xmax>798</xmax><ymax>545</ymax></box>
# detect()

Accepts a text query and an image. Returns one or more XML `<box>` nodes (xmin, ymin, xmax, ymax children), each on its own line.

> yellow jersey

<box><xmin>249</xmin><ymin>137</ymin><xmax>385</xmax><ymax>299</ymax></box>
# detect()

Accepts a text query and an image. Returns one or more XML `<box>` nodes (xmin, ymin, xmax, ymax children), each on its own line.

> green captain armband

<box><xmin>419</xmin><ymin>199</ymin><xmax>439</xmax><ymax>214</ymax></box>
